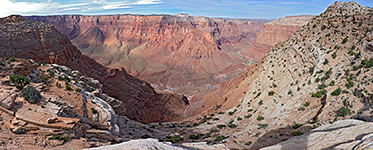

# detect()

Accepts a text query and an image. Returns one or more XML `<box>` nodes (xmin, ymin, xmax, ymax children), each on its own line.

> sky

<box><xmin>0</xmin><ymin>0</ymin><xmax>372</xmax><ymax>19</ymax></box>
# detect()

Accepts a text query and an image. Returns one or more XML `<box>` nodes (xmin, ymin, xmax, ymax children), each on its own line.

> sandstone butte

<box><xmin>0</xmin><ymin>15</ymin><xmax>188</xmax><ymax>123</ymax></box>
<box><xmin>25</xmin><ymin>15</ymin><xmax>270</xmax><ymax>96</ymax></box>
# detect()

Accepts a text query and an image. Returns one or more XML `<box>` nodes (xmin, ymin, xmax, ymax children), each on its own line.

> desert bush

<box><xmin>53</xmin><ymin>135</ymin><xmax>69</xmax><ymax>141</ymax></box>
<box><xmin>337</xmin><ymin>107</ymin><xmax>350</xmax><ymax>117</ymax></box>
<box><xmin>257</xmin><ymin>116</ymin><xmax>264</xmax><ymax>121</ymax></box>
<box><xmin>258</xmin><ymin>123</ymin><xmax>268</xmax><ymax>129</ymax></box>
<box><xmin>214</xmin><ymin>135</ymin><xmax>227</xmax><ymax>142</ymax></box>
<box><xmin>21</xmin><ymin>86</ymin><xmax>41</xmax><ymax>104</ymax></box>
<box><xmin>171</xmin><ymin>135</ymin><xmax>183</xmax><ymax>143</ymax></box>
<box><xmin>10</xmin><ymin>75</ymin><xmax>29</xmax><ymax>89</ymax></box>
<box><xmin>291</xmin><ymin>131</ymin><xmax>303</xmax><ymax>136</ymax></box>
<box><xmin>331</xmin><ymin>88</ymin><xmax>341</xmax><ymax>96</ymax></box>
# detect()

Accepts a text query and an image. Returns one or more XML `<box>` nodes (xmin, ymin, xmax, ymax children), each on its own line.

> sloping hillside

<box><xmin>186</xmin><ymin>2</ymin><xmax>373</xmax><ymax>149</ymax></box>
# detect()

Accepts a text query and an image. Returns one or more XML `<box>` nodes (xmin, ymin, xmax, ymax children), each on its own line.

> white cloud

<box><xmin>0</xmin><ymin>0</ymin><xmax>57</xmax><ymax>17</ymax></box>
<box><xmin>132</xmin><ymin>0</ymin><xmax>162</xmax><ymax>5</ymax></box>
<box><xmin>102</xmin><ymin>4</ymin><xmax>131</xmax><ymax>10</ymax></box>
<box><xmin>93</xmin><ymin>0</ymin><xmax>107</xmax><ymax>4</ymax></box>
<box><xmin>0</xmin><ymin>0</ymin><xmax>163</xmax><ymax>17</ymax></box>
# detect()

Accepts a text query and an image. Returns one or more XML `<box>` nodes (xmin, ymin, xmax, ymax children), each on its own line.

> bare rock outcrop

<box><xmin>84</xmin><ymin>138</ymin><xmax>229</xmax><ymax>150</ymax></box>
<box><xmin>261</xmin><ymin>119</ymin><xmax>373</xmax><ymax>150</ymax></box>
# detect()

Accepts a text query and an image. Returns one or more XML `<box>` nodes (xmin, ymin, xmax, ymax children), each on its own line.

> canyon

<box><xmin>25</xmin><ymin>14</ymin><xmax>313</xmax><ymax>118</ymax></box>
<box><xmin>25</xmin><ymin>15</ymin><xmax>271</xmax><ymax>96</ymax></box>
<box><xmin>0</xmin><ymin>15</ymin><xmax>187</xmax><ymax>123</ymax></box>
<box><xmin>0</xmin><ymin>1</ymin><xmax>371</xmax><ymax>150</ymax></box>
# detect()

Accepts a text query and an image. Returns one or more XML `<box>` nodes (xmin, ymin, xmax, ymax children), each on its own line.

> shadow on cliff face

<box><xmin>248</xmin><ymin>125</ymin><xmax>313</xmax><ymax>150</ymax></box>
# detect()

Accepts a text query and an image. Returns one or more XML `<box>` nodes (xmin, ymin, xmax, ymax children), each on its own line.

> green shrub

<box><xmin>91</xmin><ymin>108</ymin><xmax>98</xmax><ymax>114</ymax></box>
<box><xmin>318</xmin><ymin>83</ymin><xmax>327</xmax><ymax>89</ymax></box>
<box><xmin>309</xmin><ymin>67</ymin><xmax>314</xmax><ymax>74</ymax></box>
<box><xmin>245</xmin><ymin>142</ymin><xmax>252</xmax><ymax>146</ymax></box>
<box><xmin>332</xmin><ymin>52</ymin><xmax>337</xmax><ymax>59</ymax></box>
<box><xmin>171</xmin><ymin>135</ymin><xmax>183</xmax><ymax>143</ymax></box>
<box><xmin>348</xmin><ymin>49</ymin><xmax>355</xmax><ymax>56</ymax></box>
<box><xmin>218</xmin><ymin>112</ymin><xmax>224</xmax><ymax>114</ymax></box>
<box><xmin>312</xmin><ymin>90</ymin><xmax>327</xmax><ymax>98</ymax></box>
<box><xmin>210</xmin><ymin>128</ymin><xmax>219</xmax><ymax>133</ymax></box>
<box><xmin>254</xmin><ymin>92</ymin><xmax>262</xmax><ymax>99</ymax></box>
<box><xmin>291</xmin><ymin>131</ymin><xmax>303</xmax><ymax>136</ymax></box>
<box><xmin>228</xmin><ymin>109</ymin><xmax>237</xmax><ymax>115</ymax></box>
<box><xmin>42</xmin><ymin>76</ymin><xmax>49</xmax><ymax>84</ymax></box>
<box><xmin>272</xmin><ymin>83</ymin><xmax>277</xmax><ymax>88</ymax></box>
<box><xmin>214</xmin><ymin>135</ymin><xmax>227</xmax><ymax>142</ymax></box>
<box><xmin>342</xmin><ymin>37</ymin><xmax>348</xmax><ymax>44</ymax></box>
<box><xmin>298</xmin><ymin>107</ymin><xmax>305</xmax><ymax>111</ymax></box>
<box><xmin>227</xmin><ymin>123</ymin><xmax>236</xmax><ymax>128</ymax></box>
<box><xmin>292</xmin><ymin>123</ymin><xmax>303</xmax><ymax>129</ymax></box>
<box><xmin>65</xmin><ymin>85</ymin><xmax>72</xmax><ymax>91</ymax></box>
<box><xmin>337</xmin><ymin>107</ymin><xmax>350</xmax><ymax>117</ymax></box>
<box><xmin>258</xmin><ymin>123</ymin><xmax>268</xmax><ymax>129</ymax></box>
<box><xmin>257</xmin><ymin>116</ymin><xmax>264</xmax><ymax>121</ymax></box>
<box><xmin>329</xmin><ymin>80</ymin><xmax>335</xmax><ymax>86</ymax></box>
<box><xmin>352</xmin><ymin>65</ymin><xmax>358</xmax><ymax>71</ymax></box>
<box><xmin>361</xmin><ymin>58</ymin><xmax>373</xmax><ymax>68</ymax></box>
<box><xmin>75</xmin><ymin>88</ymin><xmax>81</xmax><ymax>92</ymax></box>
<box><xmin>48</xmin><ymin>70</ymin><xmax>55</xmax><ymax>77</ymax></box>
<box><xmin>56</xmin><ymin>82</ymin><xmax>62</xmax><ymax>88</ymax></box>
<box><xmin>323</xmin><ymin>59</ymin><xmax>329</xmax><ymax>65</ymax></box>
<box><xmin>331</xmin><ymin>88</ymin><xmax>341</xmax><ymax>96</ymax></box>
<box><xmin>258</xmin><ymin>100</ymin><xmax>263</xmax><ymax>105</ymax></box>
<box><xmin>8</xmin><ymin>57</ymin><xmax>17</xmax><ymax>62</ymax></box>
<box><xmin>21</xmin><ymin>86</ymin><xmax>41</xmax><ymax>104</ymax></box>
<box><xmin>10</xmin><ymin>75</ymin><xmax>29</xmax><ymax>89</ymax></box>
<box><xmin>217</xmin><ymin>124</ymin><xmax>226</xmax><ymax>129</ymax></box>
<box><xmin>287</xmin><ymin>90</ymin><xmax>293</xmax><ymax>95</ymax></box>
<box><xmin>244</xmin><ymin>114</ymin><xmax>252</xmax><ymax>118</ymax></box>
<box><xmin>237</xmin><ymin>117</ymin><xmax>242</xmax><ymax>121</ymax></box>
<box><xmin>189</xmin><ymin>134</ymin><xmax>200</xmax><ymax>139</ymax></box>
<box><xmin>53</xmin><ymin>135</ymin><xmax>69</xmax><ymax>141</ymax></box>
<box><xmin>268</xmin><ymin>91</ymin><xmax>275</xmax><ymax>96</ymax></box>
<box><xmin>304</xmin><ymin>102</ymin><xmax>310</xmax><ymax>107</ymax></box>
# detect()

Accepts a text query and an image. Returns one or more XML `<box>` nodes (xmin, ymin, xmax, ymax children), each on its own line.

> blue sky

<box><xmin>1</xmin><ymin>0</ymin><xmax>372</xmax><ymax>18</ymax></box>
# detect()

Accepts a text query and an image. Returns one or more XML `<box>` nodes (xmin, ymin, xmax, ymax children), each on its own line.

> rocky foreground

<box><xmin>183</xmin><ymin>1</ymin><xmax>373</xmax><ymax>149</ymax></box>
<box><xmin>261</xmin><ymin>119</ymin><xmax>373</xmax><ymax>150</ymax></box>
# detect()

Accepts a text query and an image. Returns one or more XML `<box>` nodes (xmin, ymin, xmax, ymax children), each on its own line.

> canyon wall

<box><xmin>25</xmin><ymin>15</ymin><xmax>269</xmax><ymax>95</ymax></box>
<box><xmin>243</xmin><ymin>15</ymin><xmax>313</xmax><ymax>60</ymax></box>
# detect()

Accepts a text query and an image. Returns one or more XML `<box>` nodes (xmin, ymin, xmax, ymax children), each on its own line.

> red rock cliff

<box><xmin>0</xmin><ymin>15</ymin><xmax>187</xmax><ymax>122</ymax></box>
<box><xmin>25</xmin><ymin>15</ymin><xmax>269</xmax><ymax>95</ymax></box>
<box><xmin>243</xmin><ymin>15</ymin><xmax>313</xmax><ymax>60</ymax></box>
